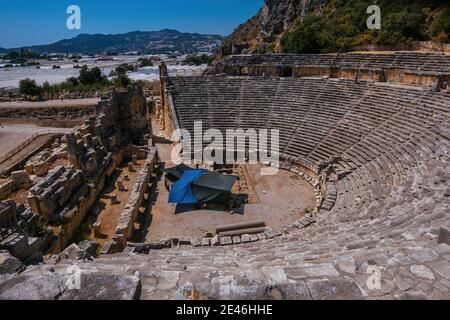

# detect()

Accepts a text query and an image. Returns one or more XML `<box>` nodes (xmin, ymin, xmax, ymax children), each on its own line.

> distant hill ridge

<box><xmin>2</xmin><ymin>29</ymin><xmax>225</xmax><ymax>54</ymax></box>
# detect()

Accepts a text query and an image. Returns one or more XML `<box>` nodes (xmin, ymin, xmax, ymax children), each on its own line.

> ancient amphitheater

<box><xmin>0</xmin><ymin>52</ymin><xmax>449</xmax><ymax>300</ymax></box>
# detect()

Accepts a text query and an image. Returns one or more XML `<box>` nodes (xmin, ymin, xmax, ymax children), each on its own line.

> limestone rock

<box><xmin>409</xmin><ymin>265</ymin><xmax>434</xmax><ymax>281</ymax></box>
<box><xmin>78</xmin><ymin>241</ymin><xmax>100</xmax><ymax>256</ymax></box>
<box><xmin>0</xmin><ymin>273</ymin><xmax>66</xmax><ymax>300</ymax></box>
<box><xmin>63</xmin><ymin>244</ymin><xmax>92</xmax><ymax>260</ymax></box>
<box><xmin>307</xmin><ymin>278</ymin><xmax>365</xmax><ymax>300</ymax></box>
<box><xmin>0</xmin><ymin>251</ymin><xmax>25</xmax><ymax>275</ymax></box>
<box><xmin>0</xmin><ymin>273</ymin><xmax>141</xmax><ymax>300</ymax></box>
<box><xmin>59</xmin><ymin>273</ymin><xmax>141</xmax><ymax>300</ymax></box>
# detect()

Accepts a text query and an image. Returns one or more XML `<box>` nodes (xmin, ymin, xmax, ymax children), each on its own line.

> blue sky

<box><xmin>0</xmin><ymin>0</ymin><xmax>263</xmax><ymax>48</ymax></box>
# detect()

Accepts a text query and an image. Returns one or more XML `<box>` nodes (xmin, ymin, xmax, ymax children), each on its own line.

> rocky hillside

<box><xmin>222</xmin><ymin>0</ymin><xmax>450</xmax><ymax>55</ymax></box>
<box><xmin>7</xmin><ymin>29</ymin><xmax>224</xmax><ymax>55</ymax></box>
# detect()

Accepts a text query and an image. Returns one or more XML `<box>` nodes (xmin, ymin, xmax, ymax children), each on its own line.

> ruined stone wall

<box><xmin>402</xmin><ymin>72</ymin><xmax>438</xmax><ymax>86</ymax></box>
<box><xmin>337</xmin><ymin>68</ymin><xmax>385</xmax><ymax>82</ymax></box>
<box><xmin>0</xmin><ymin>200</ymin><xmax>45</xmax><ymax>260</ymax></box>
<box><xmin>0</xmin><ymin>171</ymin><xmax>32</xmax><ymax>201</ymax></box>
<box><xmin>1</xmin><ymin>134</ymin><xmax>64</xmax><ymax>177</ymax></box>
<box><xmin>0</xmin><ymin>180</ymin><xmax>14</xmax><ymax>201</ymax></box>
<box><xmin>242</xmin><ymin>66</ymin><xmax>282</xmax><ymax>77</ymax></box>
<box><xmin>27</xmin><ymin>166</ymin><xmax>85</xmax><ymax>220</ymax></box>
<box><xmin>157</xmin><ymin>67</ymin><xmax>178</xmax><ymax>139</ymax></box>
<box><xmin>65</xmin><ymin>122</ymin><xmax>113</xmax><ymax>179</ymax></box>
<box><xmin>113</xmin><ymin>148</ymin><xmax>158</xmax><ymax>251</ymax></box>
<box><xmin>0</xmin><ymin>105</ymin><xmax>96</xmax><ymax>124</ymax></box>
<box><xmin>293</xmin><ymin>66</ymin><xmax>330</xmax><ymax>77</ymax></box>
<box><xmin>23</xmin><ymin>138</ymin><xmax>68</xmax><ymax>178</ymax></box>
<box><xmin>212</xmin><ymin>53</ymin><xmax>450</xmax><ymax>87</ymax></box>
<box><xmin>21</xmin><ymin>85</ymin><xmax>151</xmax><ymax>253</ymax></box>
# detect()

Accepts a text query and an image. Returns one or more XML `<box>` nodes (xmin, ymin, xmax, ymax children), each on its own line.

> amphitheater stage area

<box><xmin>145</xmin><ymin>140</ymin><xmax>316</xmax><ymax>242</ymax></box>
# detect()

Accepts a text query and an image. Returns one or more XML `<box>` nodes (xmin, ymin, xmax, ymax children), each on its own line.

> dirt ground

<box><xmin>144</xmin><ymin>123</ymin><xmax>316</xmax><ymax>241</ymax></box>
<box><xmin>0</xmin><ymin>123</ymin><xmax>71</xmax><ymax>156</ymax></box>
<box><xmin>0</xmin><ymin>98</ymin><xmax>100</xmax><ymax>109</ymax></box>
<box><xmin>88</xmin><ymin>160</ymin><xmax>146</xmax><ymax>245</ymax></box>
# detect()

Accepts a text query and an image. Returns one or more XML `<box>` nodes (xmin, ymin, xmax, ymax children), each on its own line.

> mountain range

<box><xmin>2</xmin><ymin>29</ymin><xmax>225</xmax><ymax>55</ymax></box>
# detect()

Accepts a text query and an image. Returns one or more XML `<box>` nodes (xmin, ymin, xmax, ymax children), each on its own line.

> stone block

<box><xmin>306</xmin><ymin>279</ymin><xmax>365</xmax><ymax>300</ymax></box>
<box><xmin>100</xmin><ymin>241</ymin><xmax>117</xmax><ymax>255</ymax></box>
<box><xmin>117</xmin><ymin>179</ymin><xmax>126</xmax><ymax>192</ymax></box>
<box><xmin>110</xmin><ymin>194</ymin><xmax>119</xmax><ymax>205</ymax></box>
<box><xmin>285</xmin><ymin>264</ymin><xmax>340</xmax><ymax>279</ymax></box>
<box><xmin>113</xmin><ymin>235</ymin><xmax>127</xmax><ymax>252</ymax></box>
<box><xmin>93</xmin><ymin>222</ymin><xmax>102</xmax><ymax>238</ymax></box>
<box><xmin>27</xmin><ymin>195</ymin><xmax>40</xmax><ymax>214</ymax></box>
<box><xmin>428</xmin><ymin>261</ymin><xmax>450</xmax><ymax>280</ymax></box>
<box><xmin>24</xmin><ymin>164</ymin><xmax>34</xmax><ymax>175</ymax></box>
<box><xmin>62</xmin><ymin>243</ymin><xmax>91</xmax><ymax>260</ymax></box>
<box><xmin>219</xmin><ymin>236</ymin><xmax>232</xmax><ymax>246</ymax></box>
<box><xmin>264</xmin><ymin>228</ymin><xmax>281</xmax><ymax>239</ymax></box>
<box><xmin>405</xmin><ymin>247</ymin><xmax>439</xmax><ymax>263</ymax></box>
<box><xmin>232</xmin><ymin>236</ymin><xmax>241</xmax><ymax>244</ymax></box>
<box><xmin>34</xmin><ymin>162</ymin><xmax>49</xmax><ymax>177</ymax></box>
<box><xmin>0</xmin><ymin>250</ymin><xmax>25</xmax><ymax>274</ymax></box>
<box><xmin>0</xmin><ymin>180</ymin><xmax>14</xmax><ymax>200</ymax></box>
<box><xmin>210</xmin><ymin>235</ymin><xmax>219</xmax><ymax>246</ymax></box>
<box><xmin>46</xmin><ymin>254</ymin><xmax>62</xmax><ymax>265</ymax></box>
<box><xmin>78</xmin><ymin>240</ymin><xmax>100</xmax><ymax>256</ymax></box>
<box><xmin>438</xmin><ymin>228</ymin><xmax>450</xmax><ymax>245</ymax></box>
<box><xmin>241</xmin><ymin>234</ymin><xmax>250</xmax><ymax>243</ymax></box>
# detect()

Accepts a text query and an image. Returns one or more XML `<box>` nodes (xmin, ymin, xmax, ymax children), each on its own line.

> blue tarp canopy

<box><xmin>163</xmin><ymin>163</ymin><xmax>195</xmax><ymax>182</ymax></box>
<box><xmin>168</xmin><ymin>169</ymin><xmax>207</xmax><ymax>204</ymax></box>
<box><xmin>168</xmin><ymin>169</ymin><xmax>238</xmax><ymax>205</ymax></box>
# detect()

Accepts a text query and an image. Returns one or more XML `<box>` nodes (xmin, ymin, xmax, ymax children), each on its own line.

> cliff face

<box><xmin>222</xmin><ymin>0</ymin><xmax>328</xmax><ymax>54</ymax></box>
<box><xmin>222</xmin><ymin>0</ymin><xmax>450</xmax><ymax>55</ymax></box>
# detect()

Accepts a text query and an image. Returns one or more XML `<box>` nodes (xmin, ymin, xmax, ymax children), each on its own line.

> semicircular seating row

<box><xmin>168</xmin><ymin>75</ymin><xmax>449</xmax><ymax>240</ymax></box>
<box><xmin>216</xmin><ymin>52</ymin><xmax>450</xmax><ymax>73</ymax></box>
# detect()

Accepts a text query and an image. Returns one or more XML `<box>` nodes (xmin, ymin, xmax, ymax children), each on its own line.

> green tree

<box><xmin>5</xmin><ymin>51</ymin><xmax>20</xmax><ymax>60</ymax></box>
<box><xmin>114</xmin><ymin>73</ymin><xmax>132</xmax><ymax>88</ymax></box>
<box><xmin>431</xmin><ymin>7</ymin><xmax>450</xmax><ymax>42</ymax></box>
<box><xmin>79</xmin><ymin>65</ymin><xmax>104</xmax><ymax>85</ymax></box>
<box><xmin>138</xmin><ymin>58</ymin><xmax>153</xmax><ymax>67</ymax></box>
<box><xmin>42</xmin><ymin>81</ymin><xmax>51</xmax><ymax>93</ymax></box>
<box><xmin>115</xmin><ymin>63</ymin><xmax>135</xmax><ymax>74</ymax></box>
<box><xmin>377</xmin><ymin>10</ymin><xmax>425</xmax><ymax>45</ymax></box>
<box><xmin>79</xmin><ymin>65</ymin><xmax>91</xmax><ymax>85</ymax></box>
<box><xmin>19</xmin><ymin>78</ymin><xmax>42</xmax><ymax>96</ymax></box>
<box><xmin>184</xmin><ymin>54</ymin><xmax>214</xmax><ymax>66</ymax></box>
<box><xmin>279</xmin><ymin>0</ymin><xmax>450</xmax><ymax>54</ymax></box>
<box><xmin>281</xmin><ymin>16</ymin><xmax>324</xmax><ymax>54</ymax></box>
